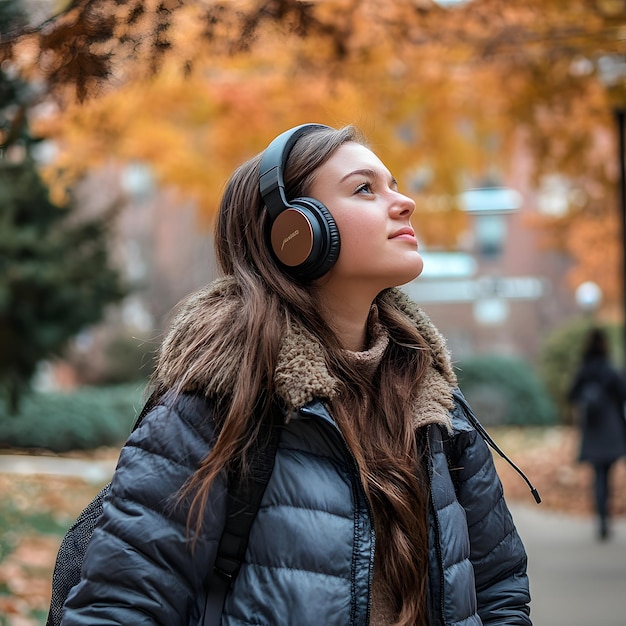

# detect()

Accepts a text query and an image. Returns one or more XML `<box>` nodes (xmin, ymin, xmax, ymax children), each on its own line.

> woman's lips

<box><xmin>390</xmin><ymin>227</ymin><xmax>418</xmax><ymax>245</ymax></box>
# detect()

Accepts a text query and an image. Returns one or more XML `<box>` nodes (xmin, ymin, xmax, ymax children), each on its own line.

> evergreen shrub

<box><xmin>102</xmin><ymin>335</ymin><xmax>158</xmax><ymax>384</ymax></box>
<box><xmin>456</xmin><ymin>354</ymin><xmax>557</xmax><ymax>426</ymax></box>
<box><xmin>0</xmin><ymin>384</ymin><xmax>145</xmax><ymax>452</ymax></box>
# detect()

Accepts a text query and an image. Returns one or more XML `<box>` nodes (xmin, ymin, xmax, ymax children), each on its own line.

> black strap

<box><xmin>130</xmin><ymin>391</ymin><xmax>281</xmax><ymax>624</ymax></box>
<box><xmin>130</xmin><ymin>389</ymin><xmax>163</xmax><ymax>432</ymax></box>
<box><xmin>203</xmin><ymin>411</ymin><xmax>281</xmax><ymax>626</ymax></box>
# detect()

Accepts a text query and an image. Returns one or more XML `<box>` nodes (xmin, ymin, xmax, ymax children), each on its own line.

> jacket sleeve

<box><xmin>607</xmin><ymin>365</ymin><xmax>626</xmax><ymax>402</ymax></box>
<box><xmin>61</xmin><ymin>393</ymin><xmax>227</xmax><ymax>626</ymax></box>
<box><xmin>567</xmin><ymin>369</ymin><xmax>583</xmax><ymax>403</ymax></box>
<box><xmin>450</xmin><ymin>398</ymin><xmax>532</xmax><ymax>626</ymax></box>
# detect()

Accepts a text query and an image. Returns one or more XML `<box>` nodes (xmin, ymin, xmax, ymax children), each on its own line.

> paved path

<box><xmin>510</xmin><ymin>503</ymin><xmax>626</xmax><ymax>626</ymax></box>
<box><xmin>2</xmin><ymin>455</ymin><xmax>625</xmax><ymax>625</ymax></box>
<box><xmin>0</xmin><ymin>454</ymin><xmax>116</xmax><ymax>483</ymax></box>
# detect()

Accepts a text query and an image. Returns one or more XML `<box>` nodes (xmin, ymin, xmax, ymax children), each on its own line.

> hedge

<box><xmin>0</xmin><ymin>384</ymin><xmax>146</xmax><ymax>452</ymax></box>
<box><xmin>456</xmin><ymin>354</ymin><xmax>557</xmax><ymax>426</ymax></box>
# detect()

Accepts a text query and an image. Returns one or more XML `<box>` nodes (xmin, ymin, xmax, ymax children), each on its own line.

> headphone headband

<box><xmin>259</xmin><ymin>123</ymin><xmax>331</xmax><ymax>220</ymax></box>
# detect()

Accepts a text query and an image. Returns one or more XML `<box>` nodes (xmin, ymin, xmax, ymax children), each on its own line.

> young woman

<box><xmin>60</xmin><ymin>124</ymin><xmax>532</xmax><ymax>625</ymax></box>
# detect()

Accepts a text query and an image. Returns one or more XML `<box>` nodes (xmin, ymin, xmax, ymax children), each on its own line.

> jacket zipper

<box><xmin>297</xmin><ymin>403</ymin><xmax>376</xmax><ymax>626</ymax></box>
<box><xmin>426</xmin><ymin>424</ymin><xmax>447</xmax><ymax>626</ymax></box>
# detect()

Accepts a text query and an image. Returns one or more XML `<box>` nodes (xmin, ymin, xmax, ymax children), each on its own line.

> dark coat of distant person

<box><xmin>568</xmin><ymin>339</ymin><xmax>626</xmax><ymax>465</ymax></box>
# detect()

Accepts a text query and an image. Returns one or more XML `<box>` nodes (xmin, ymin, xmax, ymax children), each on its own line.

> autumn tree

<box><xmin>3</xmin><ymin>0</ymin><xmax>626</xmax><ymax>309</ymax></box>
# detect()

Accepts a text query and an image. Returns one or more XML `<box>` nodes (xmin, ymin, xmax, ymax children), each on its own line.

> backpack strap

<box><xmin>130</xmin><ymin>389</ymin><xmax>163</xmax><ymax>431</ymax></box>
<box><xmin>47</xmin><ymin>391</ymin><xmax>279</xmax><ymax>626</ymax></box>
<box><xmin>203</xmin><ymin>408</ymin><xmax>281</xmax><ymax>626</ymax></box>
<box><xmin>139</xmin><ymin>389</ymin><xmax>281</xmax><ymax>623</ymax></box>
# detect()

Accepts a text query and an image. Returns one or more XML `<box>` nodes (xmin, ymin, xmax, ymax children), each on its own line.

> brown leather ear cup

<box><xmin>270</xmin><ymin>197</ymin><xmax>340</xmax><ymax>281</ymax></box>
<box><xmin>259</xmin><ymin>124</ymin><xmax>340</xmax><ymax>281</ymax></box>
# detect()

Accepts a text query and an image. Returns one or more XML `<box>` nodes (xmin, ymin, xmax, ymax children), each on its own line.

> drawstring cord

<box><xmin>454</xmin><ymin>390</ymin><xmax>542</xmax><ymax>504</ymax></box>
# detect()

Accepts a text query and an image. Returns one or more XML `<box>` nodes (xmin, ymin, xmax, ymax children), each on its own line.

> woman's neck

<box><xmin>333</xmin><ymin>313</ymin><xmax>369</xmax><ymax>352</ymax></box>
<box><xmin>319</xmin><ymin>290</ymin><xmax>376</xmax><ymax>352</ymax></box>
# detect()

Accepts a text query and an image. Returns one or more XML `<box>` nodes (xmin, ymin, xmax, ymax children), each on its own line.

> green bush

<box><xmin>0</xmin><ymin>384</ymin><xmax>146</xmax><ymax>452</ymax></box>
<box><xmin>539</xmin><ymin>318</ymin><xmax>622</xmax><ymax>422</ymax></box>
<box><xmin>101</xmin><ymin>335</ymin><xmax>158</xmax><ymax>385</ymax></box>
<box><xmin>456</xmin><ymin>354</ymin><xmax>557</xmax><ymax>426</ymax></box>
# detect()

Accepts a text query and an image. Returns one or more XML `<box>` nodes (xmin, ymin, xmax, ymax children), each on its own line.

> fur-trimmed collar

<box><xmin>156</xmin><ymin>277</ymin><xmax>457</xmax><ymax>432</ymax></box>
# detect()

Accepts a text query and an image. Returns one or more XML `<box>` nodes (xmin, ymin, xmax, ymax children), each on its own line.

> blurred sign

<box><xmin>432</xmin><ymin>0</ymin><xmax>473</xmax><ymax>6</ymax></box>
<box><xmin>473</xmin><ymin>297</ymin><xmax>510</xmax><ymax>325</ymax></box>
<box><xmin>402</xmin><ymin>275</ymin><xmax>545</xmax><ymax>303</ymax></box>
<box><xmin>420</xmin><ymin>251</ymin><xmax>477</xmax><ymax>278</ymax></box>
<box><xmin>459</xmin><ymin>187</ymin><xmax>523</xmax><ymax>214</ymax></box>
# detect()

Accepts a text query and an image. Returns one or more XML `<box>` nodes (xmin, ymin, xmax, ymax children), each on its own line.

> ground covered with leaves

<box><xmin>0</xmin><ymin>426</ymin><xmax>625</xmax><ymax>625</ymax></box>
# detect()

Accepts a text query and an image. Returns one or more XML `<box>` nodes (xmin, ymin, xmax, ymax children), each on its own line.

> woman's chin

<box><xmin>398</xmin><ymin>256</ymin><xmax>424</xmax><ymax>286</ymax></box>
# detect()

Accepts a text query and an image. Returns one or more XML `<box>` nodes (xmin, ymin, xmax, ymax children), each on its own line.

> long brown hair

<box><xmin>154</xmin><ymin>125</ymin><xmax>432</xmax><ymax>626</ymax></box>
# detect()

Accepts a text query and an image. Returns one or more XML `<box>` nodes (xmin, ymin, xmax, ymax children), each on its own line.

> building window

<box><xmin>474</xmin><ymin>214</ymin><xmax>507</xmax><ymax>258</ymax></box>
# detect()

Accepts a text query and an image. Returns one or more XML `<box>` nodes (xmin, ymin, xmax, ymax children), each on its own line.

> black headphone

<box><xmin>259</xmin><ymin>123</ymin><xmax>341</xmax><ymax>281</ymax></box>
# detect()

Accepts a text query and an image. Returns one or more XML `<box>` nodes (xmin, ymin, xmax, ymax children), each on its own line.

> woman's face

<box><xmin>308</xmin><ymin>141</ymin><xmax>423</xmax><ymax>296</ymax></box>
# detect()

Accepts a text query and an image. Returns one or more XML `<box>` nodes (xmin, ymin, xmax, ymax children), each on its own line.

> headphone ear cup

<box><xmin>300</xmin><ymin>198</ymin><xmax>341</xmax><ymax>279</ymax></box>
<box><xmin>269</xmin><ymin>197</ymin><xmax>340</xmax><ymax>281</ymax></box>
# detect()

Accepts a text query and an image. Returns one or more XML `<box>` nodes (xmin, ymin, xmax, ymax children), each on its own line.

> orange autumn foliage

<box><xmin>3</xmin><ymin>0</ymin><xmax>626</xmax><ymax>308</ymax></box>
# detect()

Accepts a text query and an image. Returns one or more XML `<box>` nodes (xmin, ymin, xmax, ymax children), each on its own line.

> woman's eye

<box><xmin>355</xmin><ymin>182</ymin><xmax>373</xmax><ymax>195</ymax></box>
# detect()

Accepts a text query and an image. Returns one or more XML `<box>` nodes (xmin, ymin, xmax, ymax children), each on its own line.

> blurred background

<box><xmin>1</xmin><ymin>0</ymin><xmax>626</xmax><ymax>624</ymax></box>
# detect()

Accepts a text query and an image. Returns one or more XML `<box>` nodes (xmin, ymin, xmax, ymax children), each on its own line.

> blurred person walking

<box><xmin>568</xmin><ymin>327</ymin><xmax>626</xmax><ymax>540</ymax></box>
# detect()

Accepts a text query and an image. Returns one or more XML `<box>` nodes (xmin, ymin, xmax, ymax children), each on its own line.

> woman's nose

<box><xmin>391</xmin><ymin>191</ymin><xmax>416</xmax><ymax>217</ymax></box>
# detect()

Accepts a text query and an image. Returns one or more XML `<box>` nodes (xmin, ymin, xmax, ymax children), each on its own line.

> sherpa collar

<box><xmin>157</xmin><ymin>277</ymin><xmax>456</xmax><ymax>432</ymax></box>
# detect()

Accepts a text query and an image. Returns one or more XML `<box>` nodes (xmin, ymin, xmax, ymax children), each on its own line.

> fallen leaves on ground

<box><xmin>492</xmin><ymin>426</ymin><xmax>626</xmax><ymax>516</ymax></box>
<box><xmin>0</xmin><ymin>465</ymin><xmax>112</xmax><ymax>625</ymax></box>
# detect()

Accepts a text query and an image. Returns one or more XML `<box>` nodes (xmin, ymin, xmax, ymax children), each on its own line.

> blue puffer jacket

<box><xmin>61</xmin><ymin>280</ymin><xmax>531</xmax><ymax>625</ymax></box>
<box><xmin>61</xmin><ymin>390</ymin><xmax>531</xmax><ymax>626</ymax></box>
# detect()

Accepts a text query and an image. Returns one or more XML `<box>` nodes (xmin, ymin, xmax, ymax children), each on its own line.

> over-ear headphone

<box><xmin>259</xmin><ymin>123</ymin><xmax>341</xmax><ymax>281</ymax></box>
